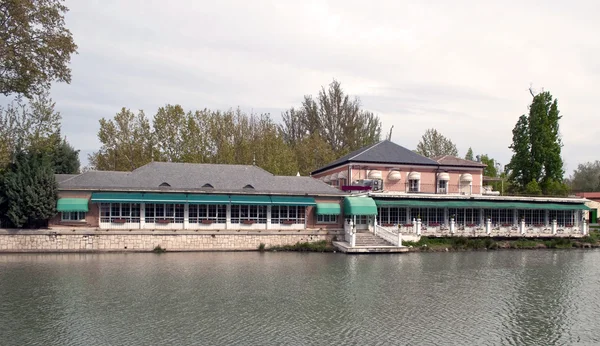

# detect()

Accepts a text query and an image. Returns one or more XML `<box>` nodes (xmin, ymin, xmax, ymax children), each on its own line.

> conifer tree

<box><xmin>465</xmin><ymin>147</ymin><xmax>474</xmax><ymax>161</ymax></box>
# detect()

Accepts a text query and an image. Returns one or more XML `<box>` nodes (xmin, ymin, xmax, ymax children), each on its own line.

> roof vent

<box><xmin>202</xmin><ymin>183</ymin><xmax>214</xmax><ymax>189</ymax></box>
<box><xmin>159</xmin><ymin>182</ymin><xmax>171</xmax><ymax>187</ymax></box>
<box><xmin>243</xmin><ymin>184</ymin><xmax>255</xmax><ymax>190</ymax></box>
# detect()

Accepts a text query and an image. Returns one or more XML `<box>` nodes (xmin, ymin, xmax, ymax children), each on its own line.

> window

<box><xmin>271</xmin><ymin>206</ymin><xmax>306</xmax><ymax>224</ymax></box>
<box><xmin>408</xmin><ymin>179</ymin><xmax>419</xmax><ymax>192</ymax></box>
<box><xmin>518</xmin><ymin>209</ymin><xmax>545</xmax><ymax>226</ymax></box>
<box><xmin>100</xmin><ymin>203</ymin><xmax>141</xmax><ymax>223</ymax></box>
<box><xmin>377</xmin><ymin>207</ymin><xmax>407</xmax><ymax>225</ymax></box>
<box><xmin>409</xmin><ymin>208</ymin><xmax>444</xmax><ymax>225</ymax></box>
<box><xmin>437</xmin><ymin>180</ymin><xmax>448</xmax><ymax>194</ymax></box>
<box><xmin>449</xmin><ymin>208</ymin><xmax>481</xmax><ymax>226</ymax></box>
<box><xmin>189</xmin><ymin>204</ymin><xmax>226</xmax><ymax>223</ymax></box>
<box><xmin>231</xmin><ymin>205</ymin><xmax>267</xmax><ymax>224</ymax></box>
<box><xmin>550</xmin><ymin>210</ymin><xmax>575</xmax><ymax>227</ymax></box>
<box><xmin>483</xmin><ymin>209</ymin><xmax>513</xmax><ymax>226</ymax></box>
<box><xmin>317</xmin><ymin>214</ymin><xmax>338</xmax><ymax>224</ymax></box>
<box><xmin>61</xmin><ymin>211</ymin><xmax>86</xmax><ymax>222</ymax></box>
<box><xmin>144</xmin><ymin>203</ymin><xmax>184</xmax><ymax>223</ymax></box>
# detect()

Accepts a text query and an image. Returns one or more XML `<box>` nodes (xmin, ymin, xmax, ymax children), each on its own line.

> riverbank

<box><xmin>403</xmin><ymin>230</ymin><xmax>600</xmax><ymax>252</ymax></box>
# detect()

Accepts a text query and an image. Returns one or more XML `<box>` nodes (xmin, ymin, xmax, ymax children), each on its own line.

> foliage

<box><xmin>465</xmin><ymin>147</ymin><xmax>474</xmax><ymax>161</ymax></box>
<box><xmin>524</xmin><ymin>180</ymin><xmax>542</xmax><ymax>195</ymax></box>
<box><xmin>0</xmin><ymin>91</ymin><xmax>79</xmax><ymax>173</ymax></box>
<box><xmin>2</xmin><ymin>149</ymin><xmax>57</xmax><ymax>228</ymax></box>
<box><xmin>258</xmin><ymin>243</ymin><xmax>266</xmax><ymax>251</ymax></box>
<box><xmin>415</xmin><ymin>128</ymin><xmax>458</xmax><ymax>158</ymax></box>
<box><xmin>480</xmin><ymin>154</ymin><xmax>498</xmax><ymax>177</ymax></box>
<box><xmin>506</xmin><ymin>91</ymin><xmax>566</xmax><ymax>195</ymax></box>
<box><xmin>281</xmin><ymin>80</ymin><xmax>381</xmax><ymax>172</ymax></box>
<box><xmin>0</xmin><ymin>0</ymin><xmax>78</xmax><ymax>97</ymax></box>
<box><xmin>152</xmin><ymin>245</ymin><xmax>166</xmax><ymax>253</ymax></box>
<box><xmin>269</xmin><ymin>240</ymin><xmax>332</xmax><ymax>252</ymax></box>
<box><xmin>568</xmin><ymin>161</ymin><xmax>600</xmax><ymax>192</ymax></box>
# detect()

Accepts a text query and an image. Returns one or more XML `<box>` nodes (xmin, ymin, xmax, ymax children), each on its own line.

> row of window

<box><xmin>97</xmin><ymin>203</ymin><xmax>335</xmax><ymax>224</ymax></box>
<box><xmin>376</xmin><ymin>207</ymin><xmax>577</xmax><ymax>227</ymax></box>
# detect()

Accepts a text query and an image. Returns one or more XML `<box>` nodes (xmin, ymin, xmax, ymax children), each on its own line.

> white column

<box><xmin>520</xmin><ymin>219</ymin><xmax>526</xmax><ymax>235</ymax></box>
<box><xmin>226</xmin><ymin>204</ymin><xmax>232</xmax><ymax>230</ymax></box>
<box><xmin>450</xmin><ymin>217</ymin><xmax>455</xmax><ymax>234</ymax></box>
<box><xmin>183</xmin><ymin>204</ymin><xmax>189</xmax><ymax>230</ymax></box>
<box><xmin>552</xmin><ymin>219</ymin><xmax>557</xmax><ymax>235</ymax></box>
<box><xmin>582</xmin><ymin>218</ymin><xmax>588</xmax><ymax>235</ymax></box>
<box><xmin>351</xmin><ymin>215</ymin><xmax>357</xmax><ymax>247</ymax></box>
<box><xmin>140</xmin><ymin>203</ymin><xmax>145</xmax><ymax>229</ymax></box>
<box><xmin>486</xmin><ymin>218</ymin><xmax>491</xmax><ymax>235</ymax></box>
<box><xmin>397</xmin><ymin>232</ymin><xmax>402</xmax><ymax>247</ymax></box>
<box><xmin>416</xmin><ymin>218</ymin><xmax>422</xmax><ymax>236</ymax></box>
<box><xmin>266</xmin><ymin>205</ymin><xmax>272</xmax><ymax>230</ymax></box>
<box><xmin>373</xmin><ymin>217</ymin><xmax>378</xmax><ymax>236</ymax></box>
<box><xmin>412</xmin><ymin>218</ymin><xmax>417</xmax><ymax>234</ymax></box>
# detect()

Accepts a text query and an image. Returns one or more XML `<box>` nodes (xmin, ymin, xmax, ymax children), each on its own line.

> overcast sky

<box><xmin>50</xmin><ymin>0</ymin><xmax>599</xmax><ymax>173</ymax></box>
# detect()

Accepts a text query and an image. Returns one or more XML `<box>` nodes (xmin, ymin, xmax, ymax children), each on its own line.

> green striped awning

<box><xmin>91</xmin><ymin>192</ymin><xmax>144</xmax><ymax>203</ymax></box>
<box><xmin>270</xmin><ymin>196</ymin><xmax>316</xmax><ymax>206</ymax></box>
<box><xmin>187</xmin><ymin>194</ymin><xmax>230</xmax><ymax>204</ymax></box>
<box><xmin>56</xmin><ymin>198</ymin><xmax>89</xmax><ymax>212</ymax></box>
<box><xmin>229</xmin><ymin>195</ymin><xmax>272</xmax><ymax>205</ymax></box>
<box><xmin>142</xmin><ymin>193</ymin><xmax>187</xmax><ymax>203</ymax></box>
<box><xmin>374</xmin><ymin>199</ymin><xmax>590</xmax><ymax>210</ymax></box>
<box><xmin>344</xmin><ymin>197</ymin><xmax>377</xmax><ymax>216</ymax></box>
<box><xmin>316</xmin><ymin>203</ymin><xmax>341</xmax><ymax>215</ymax></box>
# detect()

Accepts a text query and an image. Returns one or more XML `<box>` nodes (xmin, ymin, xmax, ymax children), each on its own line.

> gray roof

<box><xmin>55</xmin><ymin>174</ymin><xmax>80</xmax><ymax>183</ymax></box>
<box><xmin>59</xmin><ymin>162</ymin><xmax>343</xmax><ymax>196</ymax></box>
<box><xmin>434</xmin><ymin>155</ymin><xmax>487</xmax><ymax>168</ymax></box>
<box><xmin>311</xmin><ymin>140</ymin><xmax>439</xmax><ymax>174</ymax></box>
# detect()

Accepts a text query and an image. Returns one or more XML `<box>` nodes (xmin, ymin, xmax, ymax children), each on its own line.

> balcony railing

<box><xmin>404</xmin><ymin>183</ymin><xmax>481</xmax><ymax>195</ymax></box>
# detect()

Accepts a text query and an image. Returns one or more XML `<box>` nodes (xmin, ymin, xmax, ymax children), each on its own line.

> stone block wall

<box><xmin>0</xmin><ymin>230</ymin><xmax>340</xmax><ymax>253</ymax></box>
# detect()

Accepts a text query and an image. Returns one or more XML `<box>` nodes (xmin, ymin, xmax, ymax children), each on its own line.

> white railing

<box><xmin>375</xmin><ymin>225</ymin><xmax>402</xmax><ymax>246</ymax></box>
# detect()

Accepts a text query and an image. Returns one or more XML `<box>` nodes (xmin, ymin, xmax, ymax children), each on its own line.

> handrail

<box><xmin>375</xmin><ymin>225</ymin><xmax>402</xmax><ymax>246</ymax></box>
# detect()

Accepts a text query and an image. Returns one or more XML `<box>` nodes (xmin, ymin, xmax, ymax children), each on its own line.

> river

<box><xmin>1</xmin><ymin>250</ymin><xmax>599</xmax><ymax>345</ymax></box>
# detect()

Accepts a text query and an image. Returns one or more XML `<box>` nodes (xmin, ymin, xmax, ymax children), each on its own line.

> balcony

<box><xmin>403</xmin><ymin>183</ymin><xmax>479</xmax><ymax>195</ymax></box>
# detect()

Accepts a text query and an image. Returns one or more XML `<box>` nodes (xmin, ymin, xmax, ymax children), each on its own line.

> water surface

<box><xmin>1</xmin><ymin>250</ymin><xmax>599</xmax><ymax>345</ymax></box>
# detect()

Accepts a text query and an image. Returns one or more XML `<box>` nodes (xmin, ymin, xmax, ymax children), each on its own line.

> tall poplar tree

<box><xmin>465</xmin><ymin>147</ymin><xmax>474</xmax><ymax>161</ymax></box>
<box><xmin>506</xmin><ymin>91</ymin><xmax>566</xmax><ymax>195</ymax></box>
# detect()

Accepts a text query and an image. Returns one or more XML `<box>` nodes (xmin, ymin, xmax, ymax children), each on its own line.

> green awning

<box><xmin>316</xmin><ymin>203</ymin><xmax>341</xmax><ymax>215</ymax></box>
<box><xmin>229</xmin><ymin>195</ymin><xmax>272</xmax><ymax>205</ymax></box>
<box><xmin>143</xmin><ymin>193</ymin><xmax>187</xmax><ymax>203</ymax></box>
<box><xmin>188</xmin><ymin>194</ymin><xmax>230</xmax><ymax>204</ymax></box>
<box><xmin>91</xmin><ymin>192</ymin><xmax>145</xmax><ymax>203</ymax></box>
<box><xmin>374</xmin><ymin>199</ymin><xmax>590</xmax><ymax>210</ymax></box>
<box><xmin>344</xmin><ymin>197</ymin><xmax>377</xmax><ymax>216</ymax></box>
<box><xmin>270</xmin><ymin>196</ymin><xmax>316</xmax><ymax>206</ymax></box>
<box><xmin>56</xmin><ymin>198</ymin><xmax>89</xmax><ymax>212</ymax></box>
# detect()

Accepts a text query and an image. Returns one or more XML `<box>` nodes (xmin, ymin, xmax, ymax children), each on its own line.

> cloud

<box><xmin>46</xmin><ymin>0</ymin><xmax>600</xmax><ymax>172</ymax></box>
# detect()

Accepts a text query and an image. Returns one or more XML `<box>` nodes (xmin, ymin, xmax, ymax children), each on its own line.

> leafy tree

<box><xmin>568</xmin><ymin>161</ymin><xmax>600</xmax><ymax>192</ymax></box>
<box><xmin>281</xmin><ymin>80</ymin><xmax>382</xmax><ymax>168</ymax></box>
<box><xmin>153</xmin><ymin>104</ymin><xmax>186</xmax><ymax>162</ymax></box>
<box><xmin>415</xmin><ymin>128</ymin><xmax>458</xmax><ymax>158</ymax></box>
<box><xmin>480</xmin><ymin>154</ymin><xmax>498</xmax><ymax>177</ymax></box>
<box><xmin>89</xmin><ymin>108</ymin><xmax>155</xmax><ymax>171</ymax></box>
<box><xmin>0</xmin><ymin>0</ymin><xmax>78</xmax><ymax>97</ymax></box>
<box><xmin>465</xmin><ymin>147</ymin><xmax>474</xmax><ymax>161</ymax></box>
<box><xmin>506</xmin><ymin>91</ymin><xmax>566</xmax><ymax>195</ymax></box>
<box><xmin>2</xmin><ymin>149</ymin><xmax>57</xmax><ymax>228</ymax></box>
<box><xmin>524</xmin><ymin>180</ymin><xmax>542</xmax><ymax>195</ymax></box>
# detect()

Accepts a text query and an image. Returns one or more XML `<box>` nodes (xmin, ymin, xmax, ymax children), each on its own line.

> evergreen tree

<box><xmin>2</xmin><ymin>149</ymin><xmax>57</xmax><ymax>228</ymax></box>
<box><xmin>465</xmin><ymin>147</ymin><xmax>474</xmax><ymax>161</ymax></box>
<box><xmin>506</xmin><ymin>91</ymin><xmax>566</xmax><ymax>195</ymax></box>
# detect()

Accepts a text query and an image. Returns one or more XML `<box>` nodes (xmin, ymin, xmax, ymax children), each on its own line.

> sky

<box><xmin>47</xmin><ymin>0</ymin><xmax>600</xmax><ymax>174</ymax></box>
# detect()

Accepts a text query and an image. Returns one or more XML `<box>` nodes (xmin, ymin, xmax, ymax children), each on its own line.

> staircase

<box><xmin>333</xmin><ymin>230</ymin><xmax>408</xmax><ymax>254</ymax></box>
<box><xmin>355</xmin><ymin>231</ymin><xmax>394</xmax><ymax>246</ymax></box>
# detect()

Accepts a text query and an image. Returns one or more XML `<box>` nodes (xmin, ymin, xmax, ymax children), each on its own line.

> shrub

<box><xmin>258</xmin><ymin>243</ymin><xmax>266</xmax><ymax>251</ymax></box>
<box><xmin>152</xmin><ymin>245</ymin><xmax>166</xmax><ymax>253</ymax></box>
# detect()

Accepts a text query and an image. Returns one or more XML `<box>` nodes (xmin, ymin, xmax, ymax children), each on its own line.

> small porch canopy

<box><xmin>316</xmin><ymin>203</ymin><xmax>341</xmax><ymax>215</ymax></box>
<box><xmin>344</xmin><ymin>197</ymin><xmax>377</xmax><ymax>216</ymax></box>
<box><xmin>374</xmin><ymin>199</ymin><xmax>590</xmax><ymax>210</ymax></box>
<box><xmin>56</xmin><ymin>198</ymin><xmax>89</xmax><ymax>212</ymax></box>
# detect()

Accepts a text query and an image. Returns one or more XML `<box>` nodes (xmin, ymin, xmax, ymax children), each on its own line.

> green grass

<box><xmin>269</xmin><ymin>240</ymin><xmax>333</xmax><ymax>252</ymax></box>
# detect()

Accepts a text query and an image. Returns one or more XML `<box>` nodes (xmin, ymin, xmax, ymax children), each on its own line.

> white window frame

<box><xmin>316</xmin><ymin>214</ymin><xmax>338</xmax><ymax>224</ymax></box>
<box><xmin>408</xmin><ymin>179</ymin><xmax>419</xmax><ymax>192</ymax></box>
<box><xmin>188</xmin><ymin>204</ymin><xmax>227</xmax><ymax>224</ymax></box>
<box><xmin>437</xmin><ymin>180</ymin><xmax>448</xmax><ymax>194</ymax></box>
<box><xmin>230</xmin><ymin>205</ymin><xmax>267</xmax><ymax>224</ymax></box>
<box><xmin>61</xmin><ymin>211</ymin><xmax>86</xmax><ymax>222</ymax></box>
<box><xmin>100</xmin><ymin>203</ymin><xmax>141</xmax><ymax>223</ymax></box>
<box><xmin>271</xmin><ymin>206</ymin><xmax>306</xmax><ymax>224</ymax></box>
<box><xmin>144</xmin><ymin>203</ymin><xmax>184</xmax><ymax>224</ymax></box>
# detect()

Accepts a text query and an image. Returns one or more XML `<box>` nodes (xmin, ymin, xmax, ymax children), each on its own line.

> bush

<box><xmin>258</xmin><ymin>243</ymin><xmax>266</xmax><ymax>251</ymax></box>
<box><xmin>152</xmin><ymin>245</ymin><xmax>166</xmax><ymax>253</ymax></box>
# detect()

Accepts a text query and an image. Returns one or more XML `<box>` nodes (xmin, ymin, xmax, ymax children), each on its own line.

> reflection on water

<box><xmin>1</xmin><ymin>250</ymin><xmax>599</xmax><ymax>345</ymax></box>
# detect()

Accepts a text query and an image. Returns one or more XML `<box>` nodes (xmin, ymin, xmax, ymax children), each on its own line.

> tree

<box><xmin>0</xmin><ymin>0</ymin><xmax>78</xmax><ymax>97</ymax></box>
<box><xmin>52</xmin><ymin>137</ymin><xmax>79</xmax><ymax>174</ymax></box>
<box><xmin>415</xmin><ymin>128</ymin><xmax>458</xmax><ymax>158</ymax></box>
<box><xmin>89</xmin><ymin>108</ymin><xmax>155</xmax><ymax>171</ymax></box>
<box><xmin>568</xmin><ymin>161</ymin><xmax>600</xmax><ymax>192</ymax></box>
<box><xmin>2</xmin><ymin>149</ymin><xmax>57</xmax><ymax>228</ymax></box>
<box><xmin>506</xmin><ymin>91</ymin><xmax>566</xmax><ymax>195</ymax></box>
<box><xmin>153</xmin><ymin>104</ymin><xmax>186</xmax><ymax>162</ymax></box>
<box><xmin>480</xmin><ymin>154</ymin><xmax>498</xmax><ymax>178</ymax></box>
<box><xmin>281</xmin><ymin>80</ymin><xmax>382</xmax><ymax>168</ymax></box>
<box><xmin>465</xmin><ymin>147</ymin><xmax>474</xmax><ymax>161</ymax></box>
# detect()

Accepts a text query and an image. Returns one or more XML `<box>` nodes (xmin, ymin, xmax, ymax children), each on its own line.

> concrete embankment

<box><xmin>0</xmin><ymin>229</ymin><xmax>341</xmax><ymax>253</ymax></box>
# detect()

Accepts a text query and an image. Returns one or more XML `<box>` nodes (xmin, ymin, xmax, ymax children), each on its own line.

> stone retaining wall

<box><xmin>0</xmin><ymin>229</ymin><xmax>341</xmax><ymax>253</ymax></box>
